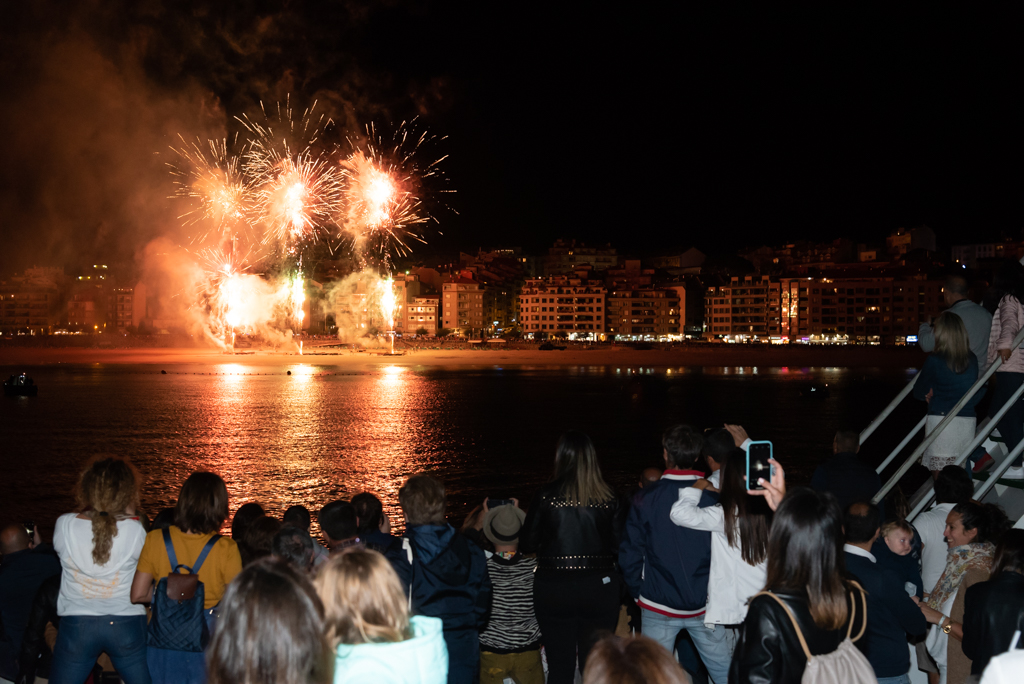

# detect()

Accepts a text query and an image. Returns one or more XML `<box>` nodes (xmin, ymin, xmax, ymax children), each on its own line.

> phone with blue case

<box><xmin>746</xmin><ymin>440</ymin><xmax>775</xmax><ymax>490</ymax></box>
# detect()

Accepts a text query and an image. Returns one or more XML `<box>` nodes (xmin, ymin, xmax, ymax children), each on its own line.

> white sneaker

<box><xmin>1003</xmin><ymin>466</ymin><xmax>1024</xmax><ymax>480</ymax></box>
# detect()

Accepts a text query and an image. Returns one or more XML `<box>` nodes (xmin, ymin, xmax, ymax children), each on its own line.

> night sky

<box><xmin>0</xmin><ymin>2</ymin><xmax>1019</xmax><ymax>273</ymax></box>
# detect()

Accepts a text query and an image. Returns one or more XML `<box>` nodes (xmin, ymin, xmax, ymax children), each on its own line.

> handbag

<box><xmin>147</xmin><ymin>528</ymin><xmax>221</xmax><ymax>652</ymax></box>
<box><xmin>755</xmin><ymin>587</ymin><xmax>877</xmax><ymax>684</ymax></box>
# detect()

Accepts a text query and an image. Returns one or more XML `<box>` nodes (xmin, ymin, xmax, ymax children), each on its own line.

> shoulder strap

<box><xmin>191</xmin><ymin>534</ymin><xmax>222</xmax><ymax>575</ymax></box>
<box><xmin>162</xmin><ymin>527</ymin><xmax>180</xmax><ymax>571</ymax></box>
<box><xmin>846</xmin><ymin>581</ymin><xmax>868</xmax><ymax>643</ymax></box>
<box><xmin>754</xmin><ymin>591</ymin><xmax>813</xmax><ymax>661</ymax></box>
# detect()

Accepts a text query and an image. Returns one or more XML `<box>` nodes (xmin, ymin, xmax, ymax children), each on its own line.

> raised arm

<box><xmin>670</xmin><ymin>485</ymin><xmax>724</xmax><ymax>532</ymax></box>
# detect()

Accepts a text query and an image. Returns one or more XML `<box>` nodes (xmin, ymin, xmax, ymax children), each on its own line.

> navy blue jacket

<box><xmin>871</xmin><ymin>536</ymin><xmax>924</xmax><ymax>599</ymax></box>
<box><xmin>810</xmin><ymin>452</ymin><xmax>883</xmax><ymax>514</ymax></box>
<box><xmin>845</xmin><ymin>551</ymin><xmax>928</xmax><ymax>679</ymax></box>
<box><xmin>913</xmin><ymin>353</ymin><xmax>981</xmax><ymax>417</ymax></box>
<box><xmin>390</xmin><ymin>524</ymin><xmax>492</xmax><ymax>684</ymax></box>
<box><xmin>619</xmin><ymin>470</ymin><xmax>718</xmax><ymax>617</ymax></box>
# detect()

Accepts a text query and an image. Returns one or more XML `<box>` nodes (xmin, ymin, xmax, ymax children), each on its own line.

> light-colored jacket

<box><xmin>987</xmin><ymin>294</ymin><xmax>1024</xmax><ymax>374</ymax></box>
<box><xmin>333</xmin><ymin>615</ymin><xmax>448</xmax><ymax>684</ymax></box>
<box><xmin>669</xmin><ymin>487</ymin><xmax>767</xmax><ymax>627</ymax></box>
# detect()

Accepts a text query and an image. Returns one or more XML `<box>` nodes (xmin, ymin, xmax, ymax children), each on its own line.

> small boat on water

<box><xmin>3</xmin><ymin>374</ymin><xmax>38</xmax><ymax>397</ymax></box>
<box><xmin>799</xmin><ymin>383</ymin><xmax>830</xmax><ymax>400</ymax></box>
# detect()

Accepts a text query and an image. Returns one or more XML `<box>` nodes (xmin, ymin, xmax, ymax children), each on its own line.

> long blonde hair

<box><xmin>76</xmin><ymin>456</ymin><xmax>141</xmax><ymax>565</ymax></box>
<box><xmin>553</xmin><ymin>430</ymin><xmax>613</xmax><ymax>507</ymax></box>
<box><xmin>314</xmin><ymin>549</ymin><xmax>412</xmax><ymax>648</ymax></box>
<box><xmin>933</xmin><ymin>311</ymin><xmax>971</xmax><ymax>374</ymax></box>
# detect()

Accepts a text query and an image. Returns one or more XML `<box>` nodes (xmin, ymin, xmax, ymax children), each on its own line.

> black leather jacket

<box><xmin>519</xmin><ymin>480</ymin><xmax>626</xmax><ymax>570</ymax></box>
<box><xmin>730</xmin><ymin>588</ymin><xmax>867</xmax><ymax>684</ymax></box>
<box><xmin>16</xmin><ymin>573</ymin><xmax>60</xmax><ymax>684</ymax></box>
<box><xmin>962</xmin><ymin>571</ymin><xmax>1024</xmax><ymax>675</ymax></box>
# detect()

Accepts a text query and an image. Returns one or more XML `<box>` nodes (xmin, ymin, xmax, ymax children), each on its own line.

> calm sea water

<box><xmin>0</xmin><ymin>362</ymin><xmax>925</xmax><ymax>536</ymax></box>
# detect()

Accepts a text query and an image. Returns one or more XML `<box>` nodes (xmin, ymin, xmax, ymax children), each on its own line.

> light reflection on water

<box><xmin>0</xmin><ymin>363</ymin><xmax>920</xmax><ymax>537</ymax></box>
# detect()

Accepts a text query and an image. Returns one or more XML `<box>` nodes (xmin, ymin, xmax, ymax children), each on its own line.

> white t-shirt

<box><xmin>53</xmin><ymin>513</ymin><xmax>147</xmax><ymax>617</ymax></box>
<box><xmin>982</xmin><ymin>649</ymin><xmax>1024</xmax><ymax>684</ymax></box>
<box><xmin>916</xmin><ymin>502</ymin><xmax>956</xmax><ymax>594</ymax></box>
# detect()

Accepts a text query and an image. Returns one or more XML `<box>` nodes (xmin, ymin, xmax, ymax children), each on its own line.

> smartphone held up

<box><xmin>746</xmin><ymin>441</ymin><xmax>776</xmax><ymax>491</ymax></box>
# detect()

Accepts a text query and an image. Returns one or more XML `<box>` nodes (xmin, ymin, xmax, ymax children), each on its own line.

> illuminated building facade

<box><xmin>704</xmin><ymin>275</ymin><xmax>780</xmax><ymax>341</ymax></box>
<box><xmin>606</xmin><ymin>289</ymin><xmax>681</xmax><ymax>340</ymax></box>
<box><xmin>519</xmin><ymin>271</ymin><xmax>606</xmax><ymax>339</ymax></box>
<box><xmin>404</xmin><ymin>295</ymin><xmax>439</xmax><ymax>335</ymax></box>
<box><xmin>442</xmin><ymin>276</ymin><xmax>485</xmax><ymax>335</ymax></box>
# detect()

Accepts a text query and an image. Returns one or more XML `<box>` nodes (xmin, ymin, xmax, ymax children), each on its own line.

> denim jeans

<box><xmin>876</xmin><ymin>674</ymin><xmax>911</xmax><ymax>684</ymax></box>
<box><xmin>641</xmin><ymin>608</ymin><xmax>732</xmax><ymax>684</ymax></box>
<box><xmin>49</xmin><ymin>614</ymin><xmax>151</xmax><ymax>684</ymax></box>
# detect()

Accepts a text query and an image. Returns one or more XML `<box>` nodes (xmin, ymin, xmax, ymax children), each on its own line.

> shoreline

<box><xmin>0</xmin><ymin>343</ymin><xmax>927</xmax><ymax>369</ymax></box>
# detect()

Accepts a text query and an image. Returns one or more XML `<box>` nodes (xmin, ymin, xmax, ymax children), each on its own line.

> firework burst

<box><xmin>168</xmin><ymin>137</ymin><xmax>251</xmax><ymax>244</ymax></box>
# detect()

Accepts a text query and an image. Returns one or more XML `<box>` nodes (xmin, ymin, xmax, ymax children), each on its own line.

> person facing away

<box><xmin>283</xmin><ymin>504</ymin><xmax>330</xmax><ymax>568</ymax></box>
<box><xmin>0</xmin><ymin>523</ymin><xmax>60</xmax><ymax>681</ymax></box>
<box><xmin>351</xmin><ymin>492</ymin><xmax>406</xmax><ymax>571</ymax></box>
<box><xmin>915</xmin><ymin>311</ymin><xmax>983</xmax><ymax>477</ymax></box>
<box><xmin>842</xmin><ymin>502</ymin><xmax>928</xmax><ymax>682</ymax></box>
<box><xmin>985</xmin><ymin>258</ymin><xmax>1024</xmax><ymax>480</ymax></box>
<box><xmin>272</xmin><ymin>525</ymin><xmax>316</xmax><ymax>572</ymax></box>
<box><xmin>701</xmin><ymin>428</ymin><xmax>734</xmax><ymax>490</ymax></box>
<box><xmin>230</xmin><ymin>502</ymin><xmax>265</xmax><ymax>565</ymax></box>
<box><xmin>962</xmin><ymin>529</ymin><xmax>1024</xmax><ymax>678</ymax></box>
<box><xmin>131</xmin><ymin>471</ymin><xmax>243</xmax><ymax>684</ymax></box>
<box><xmin>918</xmin><ymin>275</ymin><xmax>993</xmax><ymax>366</ymax></box>
<box><xmin>730</xmin><ymin>487</ymin><xmax>869</xmax><ymax>684</ymax></box>
<box><xmin>917</xmin><ymin>465</ymin><xmax>975</xmax><ymax>594</ymax></box>
<box><xmin>318</xmin><ymin>501</ymin><xmax>363</xmax><ymax>555</ymax></box>
<box><xmin>390</xmin><ymin>474</ymin><xmax>491</xmax><ymax>684</ymax></box>
<box><xmin>207</xmin><ymin>557</ymin><xmax>333</xmax><ymax>684</ymax></box>
<box><xmin>519</xmin><ymin>431</ymin><xmax>625</xmax><ymax>684</ymax></box>
<box><xmin>581</xmin><ymin>634</ymin><xmax>687</xmax><ymax>684</ymax></box>
<box><xmin>50</xmin><ymin>456</ymin><xmax>151</xmax><ymax>684</ymax></box>
<box><xmin>477</xmin><ymin>503</ymin><xmax>543</xmax><ymax>684</ymax></box>
<box><xmin>315</xmin><ymin>549</ymin><xmax>447</xmax><ymax>684</ymax></box>
<box><xmin>242</xmin><ymin>515</ymin><xmax>282</xmax><ymax>565</ymax></box>
<box><xmin>810</xmin><ymin>429</ymin><xmax>882</xmax><ymax>513</ymax></box>
<box><xmin>619</xmin><ymin>425</ymin><xmax>731</xmax><ymax>684</ymax></box>
<box><xmin>669</xmin><ymin>445</ymin><xmax>771</xmax><ymax>630</ymax></box>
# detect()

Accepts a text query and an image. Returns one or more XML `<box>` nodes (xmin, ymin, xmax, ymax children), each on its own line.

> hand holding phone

<box><xmin>486</xmin><ymin>499</ymin><xmax>513</xmax><ymax>509</ymax></box>
<box><xmin>746</xmin><ymin>442</ymin><xmax>775</xmax><ymax>491</ymax></box>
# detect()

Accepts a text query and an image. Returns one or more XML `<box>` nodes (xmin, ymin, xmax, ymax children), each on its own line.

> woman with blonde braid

<box><xmin>50</xmin><ymin>456</ymin><xmax>151</xmax><ymax>684</ymax></box>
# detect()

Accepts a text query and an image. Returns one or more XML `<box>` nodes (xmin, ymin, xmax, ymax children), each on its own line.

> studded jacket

<box><xmin>519</xmin><ymin>480</ymin><xmax>626</xmax><ymax>571</ymax></box>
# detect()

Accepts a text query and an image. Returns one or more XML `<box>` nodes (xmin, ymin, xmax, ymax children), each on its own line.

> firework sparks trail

<box><xmin>168</xmin><ymin>101</ymin><xmax>451</xmax><ymax>351</ymax></box>
<box><xmin>169</xmin><ymin>137</ymin><xmax>252</xmax><ymax>244</ymax></box>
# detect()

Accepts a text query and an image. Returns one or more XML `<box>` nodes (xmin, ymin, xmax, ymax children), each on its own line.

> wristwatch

<box><xmin>941</xmin><ymin>617</ymin><xmax>953</xmax><ymax>635</ymax></box>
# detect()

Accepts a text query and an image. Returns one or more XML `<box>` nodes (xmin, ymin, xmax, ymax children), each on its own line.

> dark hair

<box><xmin>552</xmin><ymin>431</ymin><xmax>613</xmax><ymax>506</ymax></box>
<box><xmin>351</xmin><ymin>493</ymin><xmax>384</xmax><ymax>535</ymax></box>
<box><xmin>273</xmin><ymin>526</ymin><xmax>315</xmax><ymax>571</ymax></box>
<box><xmin>662</xmin><ymin>425</ymin><xmax>703</xmax><ymax>470</ymax></box>
<box><xmin>231</xmin><ymin>502</ymin><xmax>266</xmax><ymax>541</ymax></box>
<box><xmin>719</xmin><ymin>447</ymin><xmax>771</xmax><ymax>565</ymax></box>
<box><xmin>582</xmin><ymin>634</ymin><xmax>687</xmax><ymax>684</ymax></box>
<box><xmin>243</xmin><ymin>516</ymin><xmax>282</xmax><ymax>564</ymax></box>
<box><xmin>992</xmin><ymin>259</ymin><xmax>1024</xmax><ymax>306</ymax></box>
<box><xmin>283</xmin><ymin>505</ymin><xmax>312</xmax><ymax>531</ymax></box>
<box><xmin>944</xmin><ymin>275</ymin><xmax>969</xmax><ymax>298</ymax></box>
<box><xmin>765</xmin><ymin>488</ymin><xmax>852</xmax><ymax>630</ymax></box>
<box><xmin>843</xmin><ymin>502</ymin><xmax>881</xmax><ymax>544</ymax></box>
<box><xmin>319</xmin><ymin>501</ymin><xmax>360</xmax><ymax>541</ymax></box>
<box><xmin>207</xmin><ymin>558</ymin><xmax>332</xmax><ymax>684</ymax></box>
<box><xmin>151</xmin><ymin>507</ymin><xmax>176</xmax><ymax>531</ymax></box>
<box><xmin>398</xmin><ymin>475</ymin><xmax>447</xmax><ymax>527</ymax></box>
<box><xmin>702</xmin><ymin>429</ymin><xmax>734</xmax><ymax>467</ymax></box>
<box><xmin>934</xmin><ymin>465</ymin><xmax>974</xmax><ymax>505</ymax></box>
<box><xmin>991</xmin><ymin>529</ymin><xmax>1024</xmax><ymax>577</ymax></box>
<box><xmin>175</xmin><ymin>472</ymin><xmax>229</xmax><ymax>535</ymax></box>
<box><xmin>834</xmin><ymin>430</ymin><xmax>859</xmax><ymax>454</ymax></box>
<box><xmin>952</xmin><ymin>501</ymin><xmax>1010</xmax><ymax>545</ymax></box>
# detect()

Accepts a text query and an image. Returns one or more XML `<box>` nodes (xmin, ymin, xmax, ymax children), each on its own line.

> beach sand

<box><xmin>0</xmin><ymin>342</ymin><xmax>926</xmax><ymax>369</ymax></box>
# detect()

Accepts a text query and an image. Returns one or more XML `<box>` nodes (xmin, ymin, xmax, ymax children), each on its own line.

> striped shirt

<box><xmin>479</xmin><ymin>552</ymin><xmax>541</xmax><ymax>653</ymax></box>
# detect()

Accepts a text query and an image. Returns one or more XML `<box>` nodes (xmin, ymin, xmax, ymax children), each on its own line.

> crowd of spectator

<box><xmin>1</xmin><ymin>416</ymin><xmax>1023</xmax><ymax>684</ymax></box>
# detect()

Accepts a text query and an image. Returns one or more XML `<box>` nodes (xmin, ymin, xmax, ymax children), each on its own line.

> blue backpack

<box><xmin>147</xmin><ymin>529</ymin><xmax>221</xmax><ymax>652</ymax></box>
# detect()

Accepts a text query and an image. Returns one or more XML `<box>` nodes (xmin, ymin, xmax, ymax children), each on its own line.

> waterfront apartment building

<box><xmin>543</xmin><ymin>239</ymin><xmax>619</xmax><ymax>276</ymax></box>
<box><xmin>705</xmin><ymin>274</ymin><xmax>945</xmax><ymax>344</ymax></box>
<box><xmin>442</xmin><ymin>276</ymin><xmax>485</xmax><ymax>335</ymax></box>
<box><xmin>606</xmin><ymin>288</ymin><xmax>681</xmax><ymax>340</ymax></box>
<box><xmin>519</xmin><ymin>271</ymin><xmax>606</xmax><ymax>339</ymax></box>
<box><xmin>704</xmin><ymin>275</ymin><xmax>780</xmax><ymax>340</ymax></box>
<box><xmin>404</xmin><ymin>295</ymin><xmax>439</xmax><ymax>335</ymax></box>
